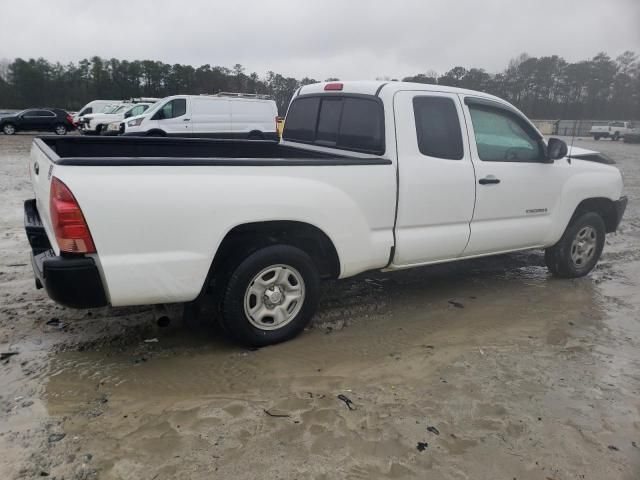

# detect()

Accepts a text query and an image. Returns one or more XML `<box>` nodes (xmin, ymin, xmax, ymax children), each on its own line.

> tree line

<box><xmin>0</xmin><ymin>51</ymin><xmax>638</xmax><ymax>119</ymax></box>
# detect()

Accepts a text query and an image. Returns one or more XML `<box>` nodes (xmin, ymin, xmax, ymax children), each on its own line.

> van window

<box><xmin>413</xmin><ymin>96</ymin><xmax>464</xmax><ymax>160</ymax></box>
<box><xmin>283</xmin><ymin>95</ymin><xmax>385</xmax><ymax>154</ymax></box>
<box><xmin>155</xmin><ymin>99</ymin><xmax>187</xmax><ymax>120</ymax></box>
<box><xmin>129</xmin><ymin>104</ymin><xmax>148</xmax><ymax>117</ymax></box>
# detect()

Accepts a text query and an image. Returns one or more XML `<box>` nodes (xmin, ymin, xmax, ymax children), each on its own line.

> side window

<box><xmin>413</xmin><ymin>96</ymin><xmax>464</xmax><ymax>160</ymax></box>
<box><xmin>156</xmin><ymin>99</ymin><xmax>187</xmax><ymax>120</ymax></box>
<box><xmin>468</xmin><ymin>106</ymin><xmax>542</xmax><ymax>162</ymax></box>
<box><xmin>34</xmin><ymin>110</ymin><xmax>55</xmax><ymax>117</ymax></box>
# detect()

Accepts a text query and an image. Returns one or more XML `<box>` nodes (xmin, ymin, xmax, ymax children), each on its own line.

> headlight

<box><xmin>127</xmin><ymin>118</ymin><xmax>144</xmax><ymax>127</ymax></box>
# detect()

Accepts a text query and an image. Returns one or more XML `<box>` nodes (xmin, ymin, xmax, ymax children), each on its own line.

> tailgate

<box><xmin>29</xmin><ymin>138</ymin><xmax>59</xmax><ymax>254</ymax></box>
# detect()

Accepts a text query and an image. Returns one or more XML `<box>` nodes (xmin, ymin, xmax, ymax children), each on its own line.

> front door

<box><xmin>154</xmin><ymin>98</ymin><xmax>192</xmax><ymax>136</ymax></box>
<box><xmin>392</xmin><ymin>91</ymin><xmax>477</xmax><ymax>266</ymax></box>
<box><xmin>461</xmin><ymin>97</ymin><xmax>568</xmax><ymax>255</ymax></box>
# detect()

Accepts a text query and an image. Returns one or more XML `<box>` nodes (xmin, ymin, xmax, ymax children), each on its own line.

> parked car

<box><xmin>80</xmin><ymin>102</ymin><xmax>153</xmax><ymax>135</ymax></box>
<box><xmin>73</xmin><ymin>100</ymin><xmax>119</xmax><ymax>124</ymax></box>
<box><xmin>122</xmin><ymin>93</ymin><xmax>279</xmax><ymax>140</ymax></box>
<box><xmin>25</xmin><ymin>81</ymin><xmax>626</xmax><ymax>347</ymax></box>
<box><xmin>590</xmin><ymin>121</ymin><xmax>635</xmax><ymax>140</ymax></box>
<box><xmin>1</xmin><ymin>108</ymin><xmax>74</xmax><ymax>135</ymax></box>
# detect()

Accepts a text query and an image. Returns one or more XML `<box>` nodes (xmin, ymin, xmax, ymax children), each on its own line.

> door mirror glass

<box><xmin>547</xmin><ymin>137</ymin><xmax>568</xmax><ymax>161</ymax></box>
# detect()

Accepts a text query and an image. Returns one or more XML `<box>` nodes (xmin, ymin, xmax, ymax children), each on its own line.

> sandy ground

<box><xmin>0</xmin><ymin>134</ymin><xmax>639</xmax><ymax>480</ymax></box>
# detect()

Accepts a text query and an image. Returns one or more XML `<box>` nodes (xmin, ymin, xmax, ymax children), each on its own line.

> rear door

<box><xmin>392</xmin><ymin>91</ymin><xmax>476</xmax><ymax>265</ymax></box>
<box><xmin>191</xmin><ymin>97</ymin><xmax>231</xmax><ymax>136</ymax></box>
<box><xmin>153</xmin><ymin>98</ymin><xmax>192</xmax><ymax>136</ymax></box>
<box><xmin>231</xmin><ymin>100</ymin><xmax>275</xmax><ymax>136</ymax></box>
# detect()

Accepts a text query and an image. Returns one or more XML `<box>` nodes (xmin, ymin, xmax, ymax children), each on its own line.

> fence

<box><xmin>531</xmin><ymin>119</ymin><xmax>639</xmax><ymax>137</ymax></box>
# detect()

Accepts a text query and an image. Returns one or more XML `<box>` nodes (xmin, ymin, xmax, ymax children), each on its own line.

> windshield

<box><xmin>141</xmin><ymin>99</ymin><xmax>166</xmax><ymax>117</ymax></box>
<box><xmin>102</xmin><ymin>105</ymin><xmax>123</xmax><ymax>114</ymax></box>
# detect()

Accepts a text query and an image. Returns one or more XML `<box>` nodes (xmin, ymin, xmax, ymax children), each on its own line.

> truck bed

<box><xmin>36</xmin><ymin>136</ymin><xmax>390</xmax><ymax>166</ymax></box>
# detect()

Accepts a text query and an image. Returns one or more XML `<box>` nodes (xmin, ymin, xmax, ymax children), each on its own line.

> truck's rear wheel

<box><xmin>612</xmin><ymin>132</ymin><xmax>620</xmax><ymax>141</ymax></box>
<box><xmin>593</xmin><ymin>134</ymin><xmax>600</xmax><ymax>140</ymax></box>
<box><xmin>545</xmin><ymin>212</ymin><xmax>605</xmax><ymax>278</ymax></box>
<box><xmin>220</xmin><ymin>245</ymin><xmax>320</xmax><ymax>347</ymax></box>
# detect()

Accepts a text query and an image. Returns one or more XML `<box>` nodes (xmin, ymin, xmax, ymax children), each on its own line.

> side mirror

<box><xmin>546</xmin><ymin>138</ymin><xmax>568</xmax><ymax>162</ymax></box>
<box><xmin>124</xmin><ymin>112</ymin><xmax>131</xmax><ymax>119</ymax></box>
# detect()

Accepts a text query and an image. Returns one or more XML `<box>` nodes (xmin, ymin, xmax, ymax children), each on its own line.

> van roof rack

<box><xmin>201</xmin><ymin>92</ymin><xmax>272</xmax><ymax>100</ymax></box>
<box><xmin>125</xmin><ymin>97</ymin><xmax>160</xmax><ymax>103</ymax></box>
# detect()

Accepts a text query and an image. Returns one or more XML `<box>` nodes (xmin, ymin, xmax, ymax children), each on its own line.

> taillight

<box><xmin>50</xmin><ymin>177</ymin><xmax>96</xmax><ymax>254</ymax></box>
<box><xmin>324</xmin><ymin>83</ymin><xmax>343</xmax><ymax>91</ymax></box>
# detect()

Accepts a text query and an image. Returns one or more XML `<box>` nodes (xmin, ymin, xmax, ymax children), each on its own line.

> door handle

<box><xmin>478</xmin><ymin>176</ymin><xmax>500</xmax><ymax>185</ymax></box>
<box><xmin>183</xmin><ymin>118</ymin><xmax>190</xmax><ymax>121</ymax></box>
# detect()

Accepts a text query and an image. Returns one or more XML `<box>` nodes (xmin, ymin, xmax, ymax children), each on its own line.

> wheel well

<box><xmin>248</xmin><ymin>130</ymin><xmax>264</xmax><ymax>139</ymax></box>
<box><xmin>146</xmin><ymin>129</ymin><xmax>166</xmax><ymax>137</ymax></box>
<box><xmin>574</xmin><ymin>198</ymin><xmax>618</xmax><ymax>233</ymax></box>
<box><xmin>211</xmin><ymin>221</ymin><xmax>340</xmax><ymax>281</ymax></box>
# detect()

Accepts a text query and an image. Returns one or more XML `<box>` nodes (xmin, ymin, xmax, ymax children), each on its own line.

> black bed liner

<box><xmin>36</xmin><ymin>136</ymin><xmax>391</xmax><ymax>167</ymax></box>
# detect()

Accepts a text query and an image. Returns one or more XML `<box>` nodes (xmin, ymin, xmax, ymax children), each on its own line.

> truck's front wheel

<box><xmin>220</xmin><ymin>245</ymin><xmax>320</xmax><ymax>347</ymax></box>
<box><xmin>545</xmin><ymin>212</ymin><xmax>605</xmax><ymax>278</ymax></box>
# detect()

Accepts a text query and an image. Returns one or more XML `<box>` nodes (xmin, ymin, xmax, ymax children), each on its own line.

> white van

<box><xmin>73</xmin><ymin>100</ymin><xmax>119</xmax><ymax>123</ymax></box>
<box><xmin>123</xmin><ymin>94</ymin><xmax>279</xmax><ymax>140</ymax></box>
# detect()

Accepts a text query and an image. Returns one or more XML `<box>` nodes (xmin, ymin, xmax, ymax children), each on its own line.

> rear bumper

<box><xmin>24</xmin><ymin>199</ymin><xmax>108</xmax><ymax>308</ymax></box>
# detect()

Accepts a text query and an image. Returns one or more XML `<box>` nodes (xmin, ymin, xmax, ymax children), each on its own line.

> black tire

<box><xmin>54</xmin><ymin>124</ymin><xmax>67</xmax><ymax>136</ymax></box>
<box><xmin>220</xmin><ymin>245</ymin><xmax>320</xmax><ymax>347</ymax></box>
<box><xmin>612</xmin><ymin>132</ymin><xmax>620</xmax><ymax>141</ymax></box>
<box><xmin>593</xmin><ymin>134</ymin><xmax>600</xmax><ymax>141</ymax></box>
<box><xmin>545</xmin><ymin>211</ymin><xmax>605</xmax><ymax>278</ymax></box>
<box><xmin>146</xmin><ymin>131</ymin><xmax>165</xmax><ymax>137</ymax></box>
<box><xmin>2</xmin><ymin>123</ymin><xmax>16</xmax><ymax>135</ymax></box>
<box><xmin>95</xmin><ymin>124</ymin><xmax>103</xmax><ymax>135</ymax></box>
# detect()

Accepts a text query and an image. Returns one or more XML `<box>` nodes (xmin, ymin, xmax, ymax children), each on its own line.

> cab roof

<box><xmin>298</xmin><ymin>80</ymin><xmax>507</xmax><ymax>105</ymax></box>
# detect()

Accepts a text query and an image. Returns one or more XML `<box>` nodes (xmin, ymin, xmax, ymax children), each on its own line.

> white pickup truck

<box><xmin>25</xmin><ymin>81</ymin><xmax>627</xmax><ymax>347</ymax></box>
<box><xmin>590</xmin><ymin>121</ymin><xmax>635</xmax><ymax>140</ymax></box>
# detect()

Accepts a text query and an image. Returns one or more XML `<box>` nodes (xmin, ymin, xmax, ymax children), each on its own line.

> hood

<box><xmin>567</xmin><ymin>146</ymin><xmax>615</xmax><ymax>165</ymax></box>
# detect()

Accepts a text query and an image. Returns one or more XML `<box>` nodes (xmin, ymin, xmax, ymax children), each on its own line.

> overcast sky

<box><xmin>1</xmin><ymin>0</ymin><xmax>639</xmax><ymax>80</ymax></box>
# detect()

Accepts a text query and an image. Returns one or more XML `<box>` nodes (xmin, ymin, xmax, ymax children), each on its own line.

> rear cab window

<box><xmin>283</xmin><ymin>95</ymin><xmax>385</xmax><ymax>155</ymax></box>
